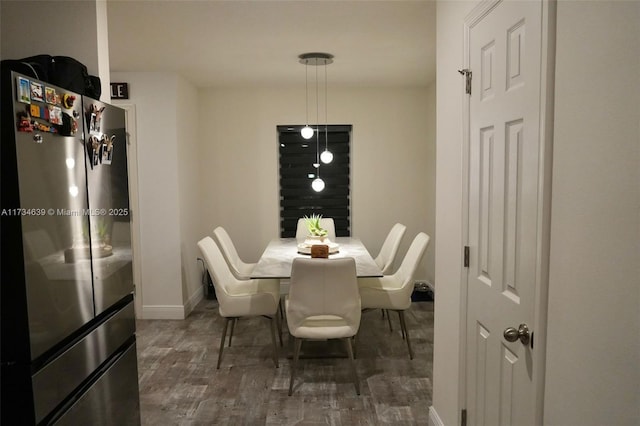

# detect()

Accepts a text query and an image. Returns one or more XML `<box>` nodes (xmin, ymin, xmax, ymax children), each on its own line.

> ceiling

<box><xmin>106</xmin><ymin>0</ymin><xmax>436</xmax><ymax>89</ymax></box>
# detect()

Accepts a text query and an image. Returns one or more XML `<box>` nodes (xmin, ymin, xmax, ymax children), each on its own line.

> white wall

<box><xmin>433</xmin><ymin>2</ymin><xmax>477</xmax><ymax>425</ymax></box>
<box><xmin>111</xmin><ymin>71</ymin><xmax>198</xmax><ymax>319</ymax></box>
<box><xmin>176</xmin><ymin>77</ymin><xmax>203</xmax><ymax>312</ymax></box>
<box><xmin>544</xmin><ymin>2</ymin><xmax>640</xmax><ymax>425</ymax></box>
<box><xmin>433</xmin><ymin>1</ymin><xmax>640</xmax><ymax>425</ymax></box>
<box><xmin>199</xmin><ymin>85</ymin><xmax>435</xmax><ymax>284</ymax></box>
<box><xmin>425</xmin><ymin>81</ymin><xmax>437</xmax><ymax>282</ymax></box>
<box><xmin>1</xmin><ymin>0</ymin><xmax>111</xmax><ymax>101</ymax></box>
<box><xmin>94</xmin><ymin>0</ymin><xmax>111</xmax><ymax>101</ymax></box>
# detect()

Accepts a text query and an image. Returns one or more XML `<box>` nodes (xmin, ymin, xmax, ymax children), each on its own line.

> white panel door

<box><xmin>464</xmin><ymin>1</ymin><xmax>550</xmax><ymax>425</ymax></box>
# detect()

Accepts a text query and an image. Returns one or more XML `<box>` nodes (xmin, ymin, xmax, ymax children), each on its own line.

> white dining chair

<box><xmin>213</xmin><ymin>226</ymin><xmax>256</xmax><ymax>280</ymax></box>
<box><xmin>286</xmin><ymin>257</ymin><xmax>361</xmax><ymax>395</ymax></box>
<box><xmin>295</xmin><ymin>217</ymin><xmax>336</xmax><ymax>242</ymax></box>
<box><xmin>372</xmin><ymin>223</ymin><xmax>407</xmax><ymax>332</ymax></box>
<box><xmin>197</xmin><ymin>236</ymin><xmax>282</xmax><ymax>369</ymax></box>
<box><xmin>374</xmin><ymin>223</ymin><xmax>407</xmax><ymax>274</ymax></box>
<box><xmin>358</xmin><ymin>232</ymin><xmax>430</xmax><ymax>359</ymax></box>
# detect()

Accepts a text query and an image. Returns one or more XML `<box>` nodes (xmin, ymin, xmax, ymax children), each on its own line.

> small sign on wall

<box><xmin>110</xmin><ymin>82</ymin><xmax>129</xmax><ymax>100</ymax></box>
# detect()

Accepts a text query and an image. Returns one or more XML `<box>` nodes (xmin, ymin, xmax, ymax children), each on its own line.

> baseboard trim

<box><xmin>139</xmin><ymin>287</ymin><xmax>204</xmax><ymax>320</ymax></box>
<box><xmin>429</xmin><ymin>406</ymin><xmax>445</xmax><ymax>426</ymax></box>
<box><xmin>184</xmin><ymin>286</ymin><xmax>204</xmax><ymax>317</ymax></box>
<box><xmin>141</xmin><ymin>304</ymin><xmax>186</xmax><ymax>320</ymax></box>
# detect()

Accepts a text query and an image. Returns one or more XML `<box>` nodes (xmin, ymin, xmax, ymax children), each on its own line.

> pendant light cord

<box><xmin>305</xmin><ymin>61</ymin><xmax>309</xmax><ymax>127</ymax></box>
<box><xmin>315</xmin><ymin>64</ymin><xmax>320</xmax><ymax>178</ymax></box>
<box><xmin>325</xmin><ymin>59</ymin><xmax>329</xmax><ymax>151</ymax></box>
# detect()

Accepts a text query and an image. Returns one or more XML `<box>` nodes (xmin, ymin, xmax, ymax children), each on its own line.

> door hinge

<box><xmin>464</xmin><ymin>246</ymin><xmax>470</xmax><ymax>268</ymax></box>
<box><xmin>458</xmin><ymin>69</ymin><xmax>472</xmax><ymax>95</ymax></box>
<box><xmin>461</xmin><ymin>409</ymin><xmax>467</xmax><ymax>426</ymax></box>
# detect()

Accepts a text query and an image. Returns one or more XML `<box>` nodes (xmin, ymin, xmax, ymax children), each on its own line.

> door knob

<box><xmin>503</xmin><ymin>323</ymin><xmax>530</xmax><ymax>345</ymax></box>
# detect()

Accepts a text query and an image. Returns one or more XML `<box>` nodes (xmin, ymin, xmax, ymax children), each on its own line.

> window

<box><xmin>277</xmin><ymin>125</ymin><xmax>351</xmax><ymax>237</ymax></box>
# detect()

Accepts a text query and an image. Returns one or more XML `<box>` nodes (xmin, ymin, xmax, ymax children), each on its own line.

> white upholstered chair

<box><xmin>374</xmin><ymin>223</ymin><xmax>407</xmax><ymax>274</ymax></box>
<box><xmin>295</xmin><ymin>217</ymin><xmax>337</xmax><ymax>242</ymax></box>
<box><xmin>212</xmin><ymin>226</ymin><xmax>256</xmax><ymax>280</ymax></box>
<box><xmin>358</xmin><ymin>232</ymin><xmax>430</xmax><ymax>359</ymax></box>
<box><xmin>372</xmin><ymin>223</ymin><xmax>407</xmax><ymax>331</ymax></box>
<box><xmin>197</xmin><ymin>236</ymin><xmax>281</xmax><ymax>369</ymax></box>
<box><xmin>286</xmin><ymin>257</ymin><xmax>361</xmax><ymax>395</ymax></box>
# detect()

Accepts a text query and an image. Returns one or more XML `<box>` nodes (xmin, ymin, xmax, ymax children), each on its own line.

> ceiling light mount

<box><xmin>298</xmin><ymin>52</ymin><xmax>334</xmax><ymax>66</ymax></box>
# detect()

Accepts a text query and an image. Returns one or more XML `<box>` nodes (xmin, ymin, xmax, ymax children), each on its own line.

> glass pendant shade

<box><xmin>312</xmin><ymin>178</ymin><xmax>325</xmax><ymax>192</ymax></box>
<box><xmin>301</xmin><ymin>125</ymin><xmax>314</xmax><ymax>139</ymax></box>
<box><xmin>320</xmin><ymin>150</ymin><xmax>333</xmax><ymax>164</ymax></box>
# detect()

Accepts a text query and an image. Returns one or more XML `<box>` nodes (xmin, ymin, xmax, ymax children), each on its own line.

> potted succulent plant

<box><xmin>304</xmin><ymin>214</ymin><xmax>328</xmax><ymax>243</ymax></box>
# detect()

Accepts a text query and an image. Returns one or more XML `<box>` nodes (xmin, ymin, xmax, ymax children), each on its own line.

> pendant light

<box><xmin>301</xmin><ymin>61</ymin><xmax>313</xmax><ymax>139</ymax></box>
<box><xmin>312</xmin><ymin>177</ymin><xmax>325</xmax><ymax>192</ymax></box>
<box><xmin>299</xmin><ymin>53</ymin><xmax>334</xmax><ymax>192</ymax></box>
<box><xmin>311</xmin><ymin>63</ymin><xmax>324</xmax><ymax>192</ymax></box>
<box><xmin>320</xmin><ymin>59</ymin><xmax>333</xmax><ymax>164</ymax></box>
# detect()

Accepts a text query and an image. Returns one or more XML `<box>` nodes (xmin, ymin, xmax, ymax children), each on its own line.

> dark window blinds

<box><xmin>277</xmin><ymin>125</ymin><xmax>351</xmax><ymax>238</ymax></box>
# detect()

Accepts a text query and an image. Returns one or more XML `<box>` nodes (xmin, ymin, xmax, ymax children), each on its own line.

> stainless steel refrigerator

<box><xmin>1</xmin><ymin>70</ymin><xmax>140</xmax><ymax>424</ymax></box>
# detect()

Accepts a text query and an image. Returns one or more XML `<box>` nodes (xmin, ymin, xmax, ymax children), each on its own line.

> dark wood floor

<box><xmin>135</xmin><ymin>298</ymin><xmax>434</xmax><ymax>425</ymax></box>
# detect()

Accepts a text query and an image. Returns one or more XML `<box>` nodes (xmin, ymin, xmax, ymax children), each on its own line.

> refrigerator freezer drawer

<box><xmin>53</xmin><ymin>341</ymin><xmax>140</xmax><ymax>426</ymax></box>
<box><xmin>32</xmin><ymin>299</ymin><xmax>135</xmax><ymax>423</ymax></box>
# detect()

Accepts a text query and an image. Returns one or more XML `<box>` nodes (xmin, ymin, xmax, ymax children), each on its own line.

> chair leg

<box><xmin>398</xmin><ymin>310</ymin><xmax>414</xmax><ymax>360</ymax></box>
<box><xmin>217</xmin><ymin>317</ymin><xmax>231</xmax><ymax>369</ymax></box>
<box><xmin>352</xmin><ymin>334</ymin><xmax>358</xmax><ymax>359</ymax></box>
<box><xmin>288</xmin><ymin>338</ymin><xmax>303</xmax><ymax>396</ymax></box>
<box><xmin>385</xmin><ymin>309</ymin><xmax>394</xmax><ymax>332</ymax></box>
<box><xmin>397</xmin><ymin>311</ymin><xmax>405</xmax><ymax>340</ymax></box>
<box><xmin>275</xmin><ymin>304</ymin><xmax>284</xmax><ymax>347</ymax></box>
<box><xmin>228</xmin><ymin>317</ymin><xmax>237</xmax><ymax>347</ymax></box>
<box><xmin>268</xmin><ymin>316</ymin><xmax>279</xmax><ymax>368</ymax></box>
<box><xmin>343</xmin><ymin>338</ymin><xmax>360</xmax><ymax>395</ymax></box>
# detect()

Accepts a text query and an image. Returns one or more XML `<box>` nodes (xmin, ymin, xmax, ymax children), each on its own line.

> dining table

<box><xmin>250</xmin><ymin>237</ymin><xmax>382</xmax><ymax>279</ymax></box>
